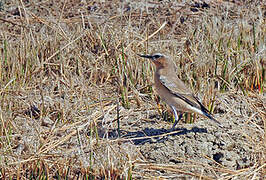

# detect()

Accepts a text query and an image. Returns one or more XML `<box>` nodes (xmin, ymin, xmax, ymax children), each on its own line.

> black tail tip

<box><xmin>203</xmin><ymin>112</ymin><xmax>223</xmax><ymax>127</ymax></box>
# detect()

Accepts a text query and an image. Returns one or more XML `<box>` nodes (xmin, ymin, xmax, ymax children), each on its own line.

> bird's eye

<box><xmin>153</xmin><ymin>55</ymin><xmax>161</xmax><ymax>59</ymax></box>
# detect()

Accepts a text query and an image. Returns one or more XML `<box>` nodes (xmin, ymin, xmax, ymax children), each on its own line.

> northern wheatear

<box><xmin>138</xmin><ymin>53</ymin><xmax>220</xmax><ymax>130</ymax></box>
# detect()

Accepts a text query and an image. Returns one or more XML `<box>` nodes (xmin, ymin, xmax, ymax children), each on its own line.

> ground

<box><xmin>0</xmin><ymin>0</ymin><xmax>265</xmax><ymax>179</ymax></box>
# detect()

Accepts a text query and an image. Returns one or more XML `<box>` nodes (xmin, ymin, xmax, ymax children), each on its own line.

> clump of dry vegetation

<box><xmin>0</xmin><ymin>0</ymin><xmax>265</xmax><ymax>179</ymax></box>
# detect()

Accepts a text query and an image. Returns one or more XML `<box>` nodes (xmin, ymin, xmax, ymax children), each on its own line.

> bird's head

<box><xmin>137</xmin><ymin>53</ymin><xmax>168</xmax><ymax>68</ymax></box>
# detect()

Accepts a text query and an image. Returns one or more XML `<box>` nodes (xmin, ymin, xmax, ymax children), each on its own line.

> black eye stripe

<box><xmin>154</xmin><ymin>55</ymin><xmax>161</xmax><ymax>58</ymax></box>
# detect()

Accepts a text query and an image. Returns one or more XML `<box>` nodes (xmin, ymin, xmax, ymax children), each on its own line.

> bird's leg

<box><xmin>170</xmin><ymin>106</ymin><xmax>183</xmax><ymax>130</ymax></box>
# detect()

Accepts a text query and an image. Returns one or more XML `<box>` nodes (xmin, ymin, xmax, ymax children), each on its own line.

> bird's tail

<box><xmin>203</xmin><ymin>111</ymin><xmax>221</xmax><ymax>125</ymax></box>
<box><xmin>199</xmin><ymin>104</ymin><xmax>222</xmax><ymax>126</ymax></box>
<box><xmin>191</xmin><ymin>95</ymin><xmax>222</xmax><ymax>126</ymax></box>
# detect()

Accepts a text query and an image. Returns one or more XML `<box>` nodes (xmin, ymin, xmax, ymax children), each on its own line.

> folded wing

<box><xmin>159</xmin><ymin>75</ymin><xmax>220</xmax><ymax>124</ymax></box>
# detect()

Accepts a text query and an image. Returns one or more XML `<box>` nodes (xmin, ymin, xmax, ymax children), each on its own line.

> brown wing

<box><xmin>159</xmin><ymin>74</ymin><xmax>221</xmax><ymax>124</ymax></box>
<box><xmin>159</xmin><ymin>75</ymin><xmax>203</xmax><ymax>110</ymax></box>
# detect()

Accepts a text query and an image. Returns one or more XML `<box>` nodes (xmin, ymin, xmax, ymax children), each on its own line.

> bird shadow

<box><xmin>104</xmin><ymin>126</ymin><xmax>208</xmax><ymax>145</ymax></box>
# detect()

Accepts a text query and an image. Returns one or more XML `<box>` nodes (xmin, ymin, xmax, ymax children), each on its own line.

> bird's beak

<box><xmin>137</xmin><ymin>54</ymin><xmax>153</xmax><ymax>59</ymax></box>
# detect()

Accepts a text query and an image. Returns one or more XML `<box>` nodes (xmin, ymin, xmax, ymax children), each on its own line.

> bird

<box><xmin>138</xmin><ymin>53</ymin><xmax>221</xmax><ymax>130</ymax></box>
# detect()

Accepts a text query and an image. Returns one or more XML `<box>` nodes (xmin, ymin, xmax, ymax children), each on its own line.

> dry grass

<box><xmin>0</xmin><ymin>0</ymin><xmax>265</xmax><ymax>179</ymax></box>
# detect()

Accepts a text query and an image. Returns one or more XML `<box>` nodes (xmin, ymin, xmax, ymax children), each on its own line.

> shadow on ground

<box><xmin>100</xmin><ymin>126</ymin><xmax>208</xmax><ymax>145</ymax></box>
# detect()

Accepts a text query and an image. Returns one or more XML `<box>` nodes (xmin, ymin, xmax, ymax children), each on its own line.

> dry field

<box><xmin>0</xmin><ymin>0</ymin><xmax>265</xmax><ymax>179</ymax></box>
